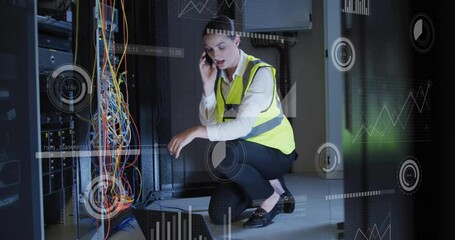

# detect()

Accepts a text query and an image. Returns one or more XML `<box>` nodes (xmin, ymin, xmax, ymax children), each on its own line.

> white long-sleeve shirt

<box><xmin>199</xmin><ymin>50</ymin><xmax>274</xmax><ymax>141</ymax></box>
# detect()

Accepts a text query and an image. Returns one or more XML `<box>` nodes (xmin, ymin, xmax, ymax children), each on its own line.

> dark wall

<box><xmin>435</xmin><ymin>0</ymin><xmax>455</xmax><ymax>238</ymax></box>
<box><xmin>340</xmin><ymin>0</ymin><xmax>453</xmax><ymax>239</ymax></box>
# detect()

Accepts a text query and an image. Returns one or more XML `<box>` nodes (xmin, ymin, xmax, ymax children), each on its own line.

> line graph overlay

<box><xmin>354</xmin><ymin>212</ymin><xmax>391</xmax><ymax>240</ymax></box>
<box><xmin>177</xmin><ymin>0</ymin><xmax>247</xmax><ymax>19</ymax></box>
<box><xmin>345</xmin><ymin>201</ymin><xmax>392</xmax><ymax>240</ymax></box>
<box><xmin>350</xmin><ymin>77</ymin><xmax>431</xmax><ymax>143</ymax></box>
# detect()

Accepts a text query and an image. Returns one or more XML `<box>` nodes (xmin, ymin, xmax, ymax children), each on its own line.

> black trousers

<box><xmin>208</xmin><ymin>140</ymin><xmax>296</xmax><ymax>224</ymax></box>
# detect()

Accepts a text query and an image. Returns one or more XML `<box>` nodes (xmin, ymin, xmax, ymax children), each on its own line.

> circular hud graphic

<box><xmin>331</xmin><ymin>37</ymin><xmax>356</xmax><ymax>72</ymax></box>
<box><xmin>314</xmin><ymin>143</ymin><xmax>341</xmax><ymax>179</ymax></box>
<box><xmin>410</xmin><ymin>13</ymin><xmax>435</xmax><ymax>53</ymax></box>
<box><xmin>205</xmin><ymin>141</ymin><xmax>247</xmax><ymax>183</ymax></box>
<box><xmin>397</xmin><ymin>156</ymin><xmax>422</xmax><ymax>195</ymax></box>
<box><xmin>83</xmin><ymin>174</ymin><xmax>125</xmax><ymax>220</ymax></box>
<box><xmin>47</xmin><ymin>64</ymin><xmax>92</xmax><ymax>113</ymax></box>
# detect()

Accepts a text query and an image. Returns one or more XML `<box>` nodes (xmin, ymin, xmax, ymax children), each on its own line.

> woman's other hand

<box><xmin>168</xmin><ymin>126</ymin><xmax>207</xmax><ymax>159</ymax></box>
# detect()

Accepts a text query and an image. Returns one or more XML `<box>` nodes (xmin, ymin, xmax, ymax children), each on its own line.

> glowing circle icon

<box><xmin>331</xmin><ymin>37</ymin><xmax>356</xmax><ymax>72</ymax></box>
<box><xmin>410</xmin><ymin>13</ymin><xmax>434</xmax><ymax>53</ymax></box>
<box><xmin>314</xmin><ymin>143</ymin><xmax>341</xmax><ymax>179</ymax></box>
<box><xmin>397</xmin><ymin>157</ymin><xmax>422</xmax><ymax>195</ymax></box>
<box><xmin>47</xmin><ymin>64</ymin><xmax>92</xmax><ymax>113</ymax></box>
<box><xmin>83</xmin><ymin>174</ymin><xmax>125</xmax><ymax>220</ymax></box>
<box><xmin>205</xmin><ymin>141</ymin><xmax>246</xmax><ymax>183</ymax></box>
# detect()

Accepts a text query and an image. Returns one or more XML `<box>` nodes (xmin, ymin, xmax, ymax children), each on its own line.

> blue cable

<box><xmin>114</xmin><ymin>216</ymin><xmax>135</xmax><ymax>231</ymax></box>
<box><xmin>153</xmin><ymin>201</ymin><xmax>188</xmax><ymax>212</ymax></box>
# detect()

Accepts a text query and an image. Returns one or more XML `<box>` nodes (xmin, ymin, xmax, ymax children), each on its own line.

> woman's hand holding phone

<box><xmin>199</xmin><ymin>51</ymin><xmax>217</xmax><ymax>97</ymax></box>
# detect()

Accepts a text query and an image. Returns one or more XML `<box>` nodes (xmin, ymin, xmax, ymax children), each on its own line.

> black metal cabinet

<box><xmin>0</xmin><ymin>0</ymin><xmax>43</xmax><ymax>239</ymax></box>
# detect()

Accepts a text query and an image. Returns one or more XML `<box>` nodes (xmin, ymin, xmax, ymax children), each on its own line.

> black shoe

<box><xmin>280</xmin><ymin>190</ymin><xmax>295</xmax><ymax>213</ymax></box>
<box><xmin>243</xmin><ymin>204</ymin><xmax>281</xmax><ymax>228</ymax></box>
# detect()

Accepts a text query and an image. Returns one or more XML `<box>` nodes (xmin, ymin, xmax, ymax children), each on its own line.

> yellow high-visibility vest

<box><xmin>215</xmin><ymin>54</ymin><xmax>295</xmax><ymax>154</ymax></box>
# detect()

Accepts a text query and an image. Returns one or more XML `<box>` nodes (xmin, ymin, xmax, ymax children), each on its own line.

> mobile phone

<box><xmin>204</xmin><ymin>50</ymin><xmax>213</xmax><ymax>66</ymax></box>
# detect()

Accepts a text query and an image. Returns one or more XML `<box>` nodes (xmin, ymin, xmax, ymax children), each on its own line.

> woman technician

<box><xmin>168</xmin><ymin>15</ymin><xmax>297</xmax><ymax>228</ymax></box>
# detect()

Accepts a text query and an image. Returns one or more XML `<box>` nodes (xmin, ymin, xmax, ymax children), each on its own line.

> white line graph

<box><xmin>178</xmin><ymin>0</ymin><xmax>247</xmax><ymax>19</ymax></box>
<box><xmin>354</xmin><ymin>212</ymin><xmax>391</xmax><ymax>240</ymax></box>
<box><xmin>352</xmin><ymin>82</ymin><xmax>431</xmax><ymax>143</ymax></box>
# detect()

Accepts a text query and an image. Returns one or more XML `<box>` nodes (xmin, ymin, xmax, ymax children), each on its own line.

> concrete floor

<box><xmin>110</xmin><ymin>173</ymin><xmax>344</xmax><ymax>240</ymax></box>
<box><xmin>45</xmin><ymin>173</ymin><xmax>344</xmax><ymax>240</ymax></box>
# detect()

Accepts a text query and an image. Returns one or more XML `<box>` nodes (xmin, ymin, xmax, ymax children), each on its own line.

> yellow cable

<box><xmin>95</xmin><ymin>1</ymin><xmax>137</xmax><ymax>197</ymax></box>
<box><xmin>132</xmin><ymin>165</ymin><xmax>143</xmax><ymax>202</ymax></box>
<box><xmin>116</xmin><ymin>0</ymin><xmax>128</xmax><ymax>77</ymax></box>
<box><xmin>98</xmin><ymin>0</ymin><xmax>123</xmax><ymax>134</ymax></box>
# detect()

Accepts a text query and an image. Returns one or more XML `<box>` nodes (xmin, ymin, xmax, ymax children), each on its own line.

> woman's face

<box><xmin>203</xmin><ymin>34</ymin><xmax>240</xmax><ymax>70</ymax></box>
